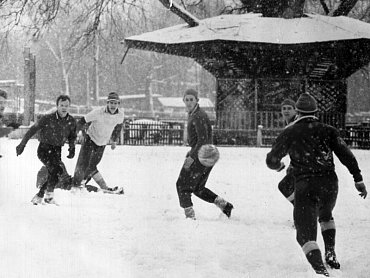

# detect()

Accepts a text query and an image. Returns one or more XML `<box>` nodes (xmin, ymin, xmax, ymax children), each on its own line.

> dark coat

<box><xmin>266</xmin><ymin>116</ymin><xmax>363</xmax><ymax>182</ymax></box>
<box><xmin>20</xmin><ymin>112</ymin><xmax>77</xmax><ymax>148</ymax></box>
<box><xmin>187</xmin><ymin>104</ymin><xmax>212</xmax><ymax>159</ymax></box>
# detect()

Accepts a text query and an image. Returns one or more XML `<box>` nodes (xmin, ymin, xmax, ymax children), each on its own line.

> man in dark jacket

<box><xmin>266</xmin><ymin>93</ymin><xmax>367</xmax><ymax>276</ymax></box>
<box><xmin>16</xmin><ymin>95</ymin><xmax>77</xmax><ymax>205</ymax></box>
<box><xmin>176</xmin><ymin>88</ymin><xmax>233</xmax><ymax>220</ymax></box>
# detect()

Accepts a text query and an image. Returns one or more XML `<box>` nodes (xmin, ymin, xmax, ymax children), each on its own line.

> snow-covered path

<box><xmin>0</xmin><ymin>138</ymin><xmax>369</xmax><ymax>278</ymax></box>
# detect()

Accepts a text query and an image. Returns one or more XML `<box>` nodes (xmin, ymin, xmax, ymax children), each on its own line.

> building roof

<box><xmin>125</xmin><ymin>13</ymin><xmax>370</xmax><ymax>45</ymax></box>
<box><xmin>158</xmin><ymin>97</ymin><xmax>214</xmax><ymax>108</ymax></box>
<box><xmin>124</xmin><ymin>13</ymin><xmax>370</xmax><ymax>79</ymax></box>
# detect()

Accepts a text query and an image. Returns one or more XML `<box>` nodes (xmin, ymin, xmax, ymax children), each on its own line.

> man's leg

<box><xmin>192</xmin><ymin>160</ymin><xmax>233</xmax><ymax>218</ymax></box>
<box><xmin>35</xmin><ymin>144</ymin><xmax>62</xmax><ymax>204</ymax></box>
<box><xmin>83</xmin><ymin>145</ymin><xmax>107</xmax><ymax>189</ymax></box>
<box><xmin>319</xmin><ymin>176</ymin><xmax>340</xmax><ymax>269</ymax></box>
<box><xmin>71</xmin><ymin>139</ymin><xmax>93</xmax><ymax>189</ymax></box>
<box><xmin>294</xmin><ymin>178</ymin><xmax>329</xmax><ymax>276</ymax></box>
<box><xmin>176</xmin><ymin>166</ymin><xmax>195</xmax><ymax>218</ymax></box>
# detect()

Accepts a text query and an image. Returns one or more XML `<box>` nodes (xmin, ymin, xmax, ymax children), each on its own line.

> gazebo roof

<box><xmin>126</xmin><ymin>13</ymin><xmax>370</xmax><ymax>45</ymax></box>
<box><xmin>124</xmin><ymin>13</ymin><xmax>370</xmax><ymax>79</ymax></box>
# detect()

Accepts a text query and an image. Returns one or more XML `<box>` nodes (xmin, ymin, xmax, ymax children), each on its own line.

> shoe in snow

<box><xmin>184</xmin><ymin>206</ymin><xmax>196</xmax><ymax>220</ymax></box>
<box><xmin>31</xmin><ymin>195</ymin><xmax>43</xmax><ymax>205</ymax></box>
<box><xmin>85</xmin><ymin>184</ymin><xmax>99</xmax><ymax>192</ymax></box>
<box><xmin>223</xmin><ymin>202</ymin><xmax>234</xmax><ymax>218</ymax></box>
<box><xmin>104</xmin><ymin>186</ymin><xmax>124</xmax><ymax>194</ymax></box>
<box><xmin>306</xmin><ymin>250</ymin><xmax>329</xmax><ymax>277</ymax></box>
<box><xmin>325</xmin><ymin>250</ymin><xmax>340</xmax><ymax>269</ymax></box>
<box><xmin>44</xmin><ymin>192</ymin><xmax>58</xmax><ymax>205</ymax></box>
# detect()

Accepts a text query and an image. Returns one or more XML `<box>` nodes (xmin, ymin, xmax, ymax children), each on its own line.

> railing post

<box><xmin>257</xmin><ymin>125</ymin><xmax>263</xmax><ymax>147</ymax></box>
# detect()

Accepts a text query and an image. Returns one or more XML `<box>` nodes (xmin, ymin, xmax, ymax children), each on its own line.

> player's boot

<box><xmin>184</xmin><ymin>206</ymin><xmax>196</xmax><ymax>220</ymax></box>
<box><xmin>103</xmin><ymin>186</ymin><xmax>124</xmax><ymax>194</ymax></box>
<box><xmin>223</xmin><ymin>202</ymin><xmax>234</xmax><ymax>218</ymax></box>
<box><xmin>85</xmin><ymin>184</ymin><xmax>99</xmax><ymax>192</ymax></box>
<box><xmin>31</xmin><ymin>194</ymin><xmax>43</xmax><ymax>205</ymax></box>
<box><xmin>325</xmin><ymin>249</ymin><xmax>340</xmax><ymax>269</ymax></box>
<box><xmin>44</xmin><ymin>191</ymin><xmax>58</xmax><ymax>205</ymax></box>
<box><xmin>214</xmin><ymin>196</ymin><xmax>234</xmax><ymax>218</ymax></box>
<box><xmin>306</xmin><ymin>249</ymin><xmax>329</xmax><ymax>277</ymax></box>
<box><xmin>108</xmin><ymin>186</ymin><xmax>124</xmax><ymax>194</ymax></box>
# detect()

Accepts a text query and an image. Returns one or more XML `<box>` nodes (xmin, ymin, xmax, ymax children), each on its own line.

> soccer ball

<box><xmin>198</xmin><ymin>144</ymin><xmax>220</xmax><ymax>167</ymax></box>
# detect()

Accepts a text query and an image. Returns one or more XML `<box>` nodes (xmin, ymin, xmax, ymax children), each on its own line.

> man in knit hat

<box><xmin>67</xmin><ymin>92</ymin><xmax>124</xmax><ymax>194</ymax></box>
<box><xmin>176</xmin><ymin>88</ymin><xmax>233</xmax><ymax>220</ymax></box>
<box><xmin>266</xmin><ymin>93</ymin><xmax>367</xmax><ymax>276</ymax></box>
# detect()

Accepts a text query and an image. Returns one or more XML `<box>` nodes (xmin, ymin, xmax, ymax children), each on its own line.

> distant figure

<box><xmin>0</xmin><ymin>89</ymin><xmax>7</xmax><ymax>157</ymax></box>
<box><xmin>0</xmin><ymin>89</ymin><xmax>6</xmax><ymax>123</ymax></box>
<box><xmin>176</xmin><ymin>88</ymin><xmax>233</xmax><ymax>220</ymax></box>
<box><xmin>266</xmin><ymin>93</ymin><xmax>367</xmax><ymax>276</ymax></box>
<box><xmin>16</xmin><ymin>95</ymin><xmax>77</xmax><ymax>205</ymax></box>
<box><xmin>68</xmin><ymin>92</ymin><xmax>124</xmax><ymax>193</ymax></box>
<box><xmin>278</xmin><ymin>99</ymin><xmax>297</xmax><ymax>206</ymax></box>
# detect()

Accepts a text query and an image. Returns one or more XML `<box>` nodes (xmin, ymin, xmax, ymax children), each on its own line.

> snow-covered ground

<box><xmin>0</xmin><ymin>138</ymin><xmax>369</xmax><ymax>278</ymax></box>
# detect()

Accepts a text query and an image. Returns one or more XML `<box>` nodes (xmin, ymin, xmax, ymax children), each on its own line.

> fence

<box><xmin>4</xmin><ymin>111</ymin><xmax>369</xmax><ymax>149</ymax></box>
<box><xmin>117</xmin><ymin>112</ymin><xmax>370</xmax><ymax>149</ymax></box>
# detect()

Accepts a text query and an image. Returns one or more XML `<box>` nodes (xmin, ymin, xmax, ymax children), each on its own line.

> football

<box><xmin>198</xmin><ymin>144</ymin><xmax>220</xmax><ymax>167</ymax></box>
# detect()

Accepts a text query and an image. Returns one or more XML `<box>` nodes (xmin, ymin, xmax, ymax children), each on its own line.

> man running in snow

<box><xmin>278</xmin><ymin>99</ymin><xmax>297</xmax><ymax>206</ymax></box>
<box><xmin>266</xmin><ymin>93</ymin><xmax>367</xmax><ymax>276</ymax></box>
<box><xmin>16</xmin><ymin>95</ymin><xmax>77</xmax><ymax>205</ymax></box>
<box><xmin>176</xmin><ymin>88</ymin><xmax>233</xmax><ymax>220</ymax></box>
<box><xmin>68</xmin><ymin>92</ymin><xmax>124</xmax><ymax>193</ymax></box>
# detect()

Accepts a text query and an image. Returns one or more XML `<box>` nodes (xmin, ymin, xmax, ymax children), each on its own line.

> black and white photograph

<box><xmin>0</xmin><ymin>0</ymin><xmax>370</xmax><ymax>277</ymax></box>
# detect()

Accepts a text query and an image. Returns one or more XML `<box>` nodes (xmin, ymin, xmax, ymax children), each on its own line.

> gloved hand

<box><xmin>111</xmin><ymin>142</ymin><xmax>117</xmax><ymax>150</ymax></box>
<box><xmin>16</xmin><ymin>143</ymin><xmax>26</xmax><ymax>156</ymax></box>
<box><xmin>77</xmin><ymin>131</ymin><xmax>85</xmax><ymax>144</ymax></box>
<box><xmin>67</xmin><ymin>146</ymin><xmax>75</xmax><ymax>159</ymax></box>
<box><xmin>276</xmin><ymin>161</ymin><xmax>285</xmax><ymax>172</ymax></box>
<box><xmin>183</xmin><ymin>156</ymin><xmax>194</xmax><ymax>170</ymax></box>
<box><xmin>355</xmin><ymin>181</ymin><xmax>367</xmax><ymax>199</ymax></box>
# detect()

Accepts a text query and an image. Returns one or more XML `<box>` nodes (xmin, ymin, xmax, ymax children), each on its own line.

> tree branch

<box><xmin>333</xmin><ymin>0</ymin><xmax>359</xmax><ymax>16</ymax></box>
<box><xmin>158</xmin><ymin>0</ymin><xmax>200</xmax><ymax>27</ymax></box>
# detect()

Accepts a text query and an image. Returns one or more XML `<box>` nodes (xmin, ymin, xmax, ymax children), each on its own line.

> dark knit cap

<box><xmin>0</xmin><ymin>89</ymin><xmax>7</xmax><ymax>99</ymax></box>
<box><xmin>183</xmin><ymin>88</ymin><xmax>198</xmax><ymax>99</ymax></box>
<box><xmin>107</xmin><ymin>92</ymin><xmax>120</xmax><ymax>102</ymax></box>
<box><xmin>281</xmin><ymin>98</ymin><xmax>295</xmax><ymax>108</ymax></box>
<box><xmin>295</xmin><ymin>93</ymin><xmax>318</xmax><ymax>113</ymax></box>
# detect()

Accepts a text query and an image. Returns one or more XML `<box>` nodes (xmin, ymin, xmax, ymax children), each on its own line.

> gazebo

<box><xmin>123</xmin><ymin>6</ymin><xmax>370</xmax><ymax>143</ymax></box>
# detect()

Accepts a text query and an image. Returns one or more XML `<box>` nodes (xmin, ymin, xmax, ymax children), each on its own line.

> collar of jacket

<box><xmin>288</xmin><ymin>115</ymin><xmax>318</xmax><ymax>127</ymax></box>
<box><xmin>105</xmin><ymin>106</ymin><xmax>119</xmax><ymax>115</ymax></box>
<box><xmin>55</xmin><ymin>111</ymin><xmax>70</xmax><ymax>120</ymax></box>
<box><xmin>188</xmin><ymin>103</ymin><xmax>199</xmax><ymax>116</ymax></box>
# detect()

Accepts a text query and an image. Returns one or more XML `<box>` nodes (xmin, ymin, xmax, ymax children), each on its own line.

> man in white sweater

<box><xmin>68</xmin><ymin>92</ymin><xmax>124</xmax><ymax>192</ymax></box>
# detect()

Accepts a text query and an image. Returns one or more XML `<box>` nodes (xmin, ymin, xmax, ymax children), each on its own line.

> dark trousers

<box><xmin>73</xmin><ymin>135</ymin><xmax>105</xmax><ymax>186</ymax></box>
<box><xmin>294</xmin><ymin>173</ymin><xmax>338</xmax><ymax>247</ymax></box>
<box><xmin>37</xmin><ymin>143</ymin><xmax>63</xmax><ymax>196</ymax></box>
<box><xmin>278</xmin><ymin>173</ymin><xmax>295</xmax><ymax>201</ymax></box>
<box><xmin>176</xmin><ymin>157</ymin><xmax>217</xmax><ymax>208</ymax></box>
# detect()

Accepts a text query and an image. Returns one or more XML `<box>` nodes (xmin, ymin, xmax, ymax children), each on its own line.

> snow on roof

<box><xmin>98</xmin><ymin>94</ymin><xmax>162</xmax><ymax>101</ymax></box>
<box><xmin>125</xmin><ymin>13</ymin><xmax>370</xmax><ymax>45</ymax></box>
<box><xmin>158</xmin><ymin>97</ymin><xmax>214</xmax><ymax>108</ymax></box>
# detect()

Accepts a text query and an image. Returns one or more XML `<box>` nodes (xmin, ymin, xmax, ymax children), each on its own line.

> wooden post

<box><xmin>23</xmin><ymin>48</ymin><xmax>36</xmax><ymax>126</ymax></box>
<box><xmin>254</xmin><ymin>79</ymin><xmax>258</xmax><ymax>130</ymax></box>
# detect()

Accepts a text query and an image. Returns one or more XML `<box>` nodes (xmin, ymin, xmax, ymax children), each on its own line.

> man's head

<box><xmin>295</xmin><ymin>93</ymin><xmax>318</xmax><ymax>115</ymax></box>
<box><xmin>56</xmin><ymin>95</ymin><xmax>71</xmax><ymax>118</ymax></box>
<box><xmin>281</xmin><ymin>99</ymin><xmax>296</xmax><ymax>123</ymax></box>
<box><xmin>0</xmin><ymin>89</ymin><xmax>7</xmax><ymax>116</ymax></box>
<box><xmin>107</xmin><ymin>92</ymin><xmax>120</xmax><ymax>114</ymax></box>
<box><xmin>183</xmin><ymin>89</ymin><xmax>199</xmax><ymax>113</ymax></box>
